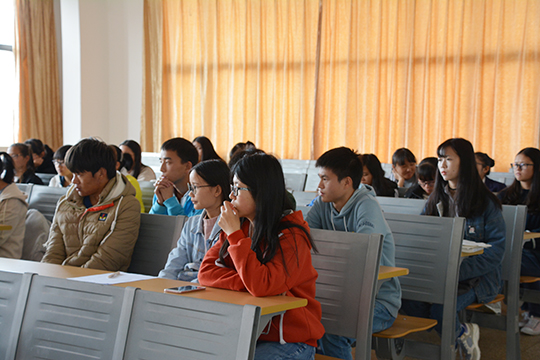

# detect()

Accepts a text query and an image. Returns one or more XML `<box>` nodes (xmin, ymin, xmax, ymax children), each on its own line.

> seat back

<box><xmin>284</xmin><ymin>173</ymin><xmax>307</xmax><ymax>191</ymax></box>
<box><xmin>311</xmin><ymin>229</ymin><xmax>383</xmax><ymax>360</ymax></box>
<box><xmin>293</xmin><ymin>191</ymin><xmax>318</xmax><ymax>206</ymax></box>
<box><xmin>383</xmin><ymin>213</ymin><xmax>465</xmax><ymax>359</ymax></box>
<box><xmin>138</xmin><ymin>181</ymin><xmax>155</xmax><ymax>213</ymax></box>
<box><xmin>35</xmin><ymin>173</ymin><xmax>55</xmax><ymax>186</ymax></box>
<box><xmin>21</xmin><ymin>209</ymin><xmax>51</xmax><ymax>261</ymax></box>
<box><xmin>27</xmin><ymin>185</ymin><xmax>68</xmax><ymax>222</ymax></box>
<box><xmin>377</xmin><ymin>197</ymin><xmax>426</xmax><ymax>215</ymax></box>
<box><xmin>123</xmin><ymin>289</ymin><xmax>260</xmax><ymax>360</ymax></box>
<box><xmin>0</xmin><ymin>271</ymin><xmax>33</xmax><ymax>360</ymax></box>
<box><xmin>15</xmin><ymin>275</ymin><xmax>135</xmax><ymax>360</ymax></box>
<box><xmin>127</xmin><ymin>213</ymin><xmax>186</xmax><ymax>276</ymax></box>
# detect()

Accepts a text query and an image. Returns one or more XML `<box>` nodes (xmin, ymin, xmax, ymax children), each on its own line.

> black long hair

<box><xmin>499</xmin><ymin>147</ymin><xmax>540</xmax><ymax>213</ymax></box>
<box><xmin>193</xmin><ymin>136</ymin><xmax>223</xmax><ymax>162</ymax></box>
<box><xmin>218</xmin><ymin>153</ymin><xmax>316</xmax><ymax>271</ymax></box>
<box><xmin>362</xmin><ymin>153</ymin><xmax>394</xmax><ymax>195</ymax></box>
<box><xmin>10</xmin><ymin>143</ymin><xmax>35</xmax><ymax>175</ymax></box>
<box><xmin>190</xmin><ymin>159</ymin><xmax>231</xmax><ymax>203</ymax></box>
<box><xmin>0</xmin><ymin>153</ymin><xmax>15</xmax><ymax>184</ymax></box>
<box><xmin>475</xmin><ymin>152</ymin><xmax>495</xmax><ymax>176</ymax></box>
<box><xmin>425</xmin><ymin>138</ymin><xmax>501</xmax><ymax>218</ymax></box>
<box><xmin>120</xmin><ymin>140</ymin><xmax>145</xmax><ymax>179</ymax></box>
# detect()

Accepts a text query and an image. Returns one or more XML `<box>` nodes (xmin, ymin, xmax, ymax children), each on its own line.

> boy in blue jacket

<box><xmin>306</xmin><ymin>147</ymin><xmax>401</xmax><ymax>360</ymax></box>
<box><xmin>150</xmin><ymin>137</ymin><xmax>202</xmax><ymax>217</ymax></box>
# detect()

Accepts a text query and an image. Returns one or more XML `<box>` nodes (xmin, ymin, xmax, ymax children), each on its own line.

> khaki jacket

<box><xmin>0</xmin><ymin>183</ymin><xmax>28</xmax><ymax>258</ymax></box>
<box><xmin>42</xmin><ymin>172</ymin><xmax>141</xmax><ymax>271</ymax></box>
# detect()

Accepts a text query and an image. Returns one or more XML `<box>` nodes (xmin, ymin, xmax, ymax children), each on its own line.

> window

<box><xmin>0</xmin><ymin>0</ymin><xmax>15</xmax><ymax>147</ymax></box>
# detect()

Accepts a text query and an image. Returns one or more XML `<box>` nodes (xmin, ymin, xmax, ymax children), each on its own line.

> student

<box><xmin>390</xmin><ymin>147</ymin><xmax>417</xmax><ymax>188</ymax></box>
<box><xmin>404</xmin><ymin>160</ymin><xmax>437</xmax><ymax>199</ymax></box>
<box><xmin>110</xmin><ymin>145</ymin><xmax>145</xmax><ymax>213</ymax></box>
<box><xmin>498</xmin><ymin>147</ymin><xmax>540</xmax><ymax>335</ymax></box>
<box><xmin>150</xmin><ymin>137</ymin><xmax>202</xmax><ymax>217</ymax></box>
<box><xmin>159</xmin><ymin>159</ymin><xmax>229</xmax><ymax>281</ymax></box>
<box><xmin>192</xmin><ymin>136</ymin><xmax>224</xmax><ymax>162</ymax></box>
<box><xmin>228</xmin><ymin>140</ymin><xmax>256</xmax><ymax>164</ymax></box>
<box><xmin>403</xmin><ymin>138</ymin><xmax>505</xmax><ymax>359</ymax></box>
<box><xmin>41</xmin><ymin>138</ymin><xmax>141</xmax><ymax>271</ymax></box>
<box><xmin>305</xmin><ymin>147</ymin><xmax>400</xmax><ymax>360</ymax></box>
<box><xmin>119</xmin><ymin>139</ymin><xmax>156</xmax><ymax>181</ymax></box>
<box><xmin>198</xmin><ymin>154</ymin><xmax>324</xmax><ymax>360</ymax></box>
<box><xmin>360</xmin><ymin>153</ymin><xmax>397</xmax><ymax>197</ymax></box>
<box><xmin>0</xmin><ymin>152</ymin><xmax>28</xmax><ymax>259</ymax></box>
<box><xmin>7</xmin><ymin>143</ymin><xmax>43</xmax><ymax>185</ymax></box>
<box><xmin>24</xmin><ymin>138</ymin><xmax>56</xmax><ymax>174</ymax></box>
<box><xmin>49</xmin><ymin>145</ymin><xmax>73</xmax><ymax>188</ymax></box>
<box><xmin>475</xmin><ymin>152</ymin><xmax>506</xmax><ymax>193</ymax></box>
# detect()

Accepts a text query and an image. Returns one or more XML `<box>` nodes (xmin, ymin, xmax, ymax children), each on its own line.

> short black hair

<box><xmin>65</xmin><ymin>138</ymin><xmax>116</xmax><ymax>179</ymax></box>
<box><xmin>161</xmin><ymin>137</ymin><xmax>199</xmax><ymax>166</ymax></box>
<box><xmin>392</xmin><ymin>148</ymin><xmax>417</xmax><ymax>166</ymax></box>
<box><xmin>316</xmin><ymin>147</ymin><xmax>363</xmax><ymax>189</ymax></box>
<box><xmin>24</xmin><ymin>138</ymin><xmax>45</xmax><ymax>156</ymax></box>
<box><xmin>53</xmin><ymin>145</ymin><xmax>72</xmax><ymax>161</ymax></box>
<box><xmin>0</xmin><ymin>153</ymin><xmax>15</xmax><ymax>184</ymax></box>
<box><xmin>417</xmin><ymin>163</ymin><xmax>436</xmax><ymax>182</ymax></box>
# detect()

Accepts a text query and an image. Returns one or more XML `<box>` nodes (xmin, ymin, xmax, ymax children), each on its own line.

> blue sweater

<box><xmin>306</xmin><ymin>185</ymin><xmax>401</xmax><ymax>317</ymax></box>
<box><xmin>149</xmin><ymin>192</ymin><xmax>202</xmax><ymax>217</ymax></box>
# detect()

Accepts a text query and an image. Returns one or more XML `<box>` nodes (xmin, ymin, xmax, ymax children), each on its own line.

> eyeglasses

<box><xmin>419</xmin><ymin>180</ymin><xmax>435</xmax><ymax>187</ymax></box>
<box><xmin>8</xmin><ymin>153</ymin><xmax>20</xmax><ymax>159</ymax></box>
<box><xmin>230</xmin><ymin>184</ymin><xmax>250</xmax><ymax>197</ymax></box>
<box><xmin>510</xmin><ymin>163</ymin><xmax>534</xmax><ymax>170</ymax></box>
<box><xmin>53</xmin><ymin>160</ymin><xmax>65</xmax><ymax>166</ymax></box>
<box><xmin>187</xmin><ymin>183</ymin><xmax>213</xmax><ymax>195</ymax></box>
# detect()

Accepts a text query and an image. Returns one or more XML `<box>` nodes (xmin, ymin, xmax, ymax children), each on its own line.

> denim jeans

<box><xmin>255</xmin><ymin>341</ymin><xmax>315</xmax><ymax>360</ymax></box>
<box><xmin>401</xmin><ymin>287</ymin><xmax>477</xmax><ymax>339</ymax></box>
<box><xmin>521</xmin><ymin>248</ymin><xmax>540</xmax><ymax>317</ymax></box>
<box><xmin>316</xmin><ymin>301</ymin><xmax>395</xmax><ymax>360</ymax></box>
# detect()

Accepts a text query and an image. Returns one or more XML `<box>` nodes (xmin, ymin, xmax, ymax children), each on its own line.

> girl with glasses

<box><xmin>499</xmin><ymin>147</ymin><xmax>540</xmax><ymax>335</ymax></box>
<box><xmin>404</xmin><ymin>160</ymin><xmax>437</xmax><ymax>200</ymax></box>
<box><xmin>7</xmin><ymin>143</ymin><xmax>43</xmax><ymax>185</ymax></box>
<box><xmin>402</xmin><ymin>138</ymin><xmax>505</xmax><ymax>359</ymax></box>
<box><xmin>198</xmin><ymin>153</ymin><xmax>324</xmax><ymax>360</ymax></box>
<box><xmin>49</xmin><ymin>145</ymin><xmax>73</xmax><ymax>188</ymax></box>
<box><xmin>159</xmin><ymin>159</ymin><xmax>230</xmax><ymax>282</ymax></box>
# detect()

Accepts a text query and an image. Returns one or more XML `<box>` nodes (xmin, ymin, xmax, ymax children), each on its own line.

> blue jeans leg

<box><xmin>317</xmin><ymin>302</ymin><xmax>396</xmax><ymax>360</ymax></box>
<box><xmin>521</xmin><ymin>248</ymin><xmax>540</xmax><ymax>317</ymax></box>
<box><xmin>255</xmin><ymin>341</ymin><xmax>315</xmax><ymax>360</ymax></box>
<box><xmin>402</xmin><ymin>288</ymin><xmax>477</xmax><ymax>339</ymax></box>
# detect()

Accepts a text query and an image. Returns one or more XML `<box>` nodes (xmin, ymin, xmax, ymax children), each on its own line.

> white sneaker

<box><xmin>519</xmin><ymin>312</ymin><xmax>530</xmax><ymax>328</ymax></box>
<box><xmin>456</xmin><ymin>323</ymin><xmax>481</xmax><ymax>360</ymax></box>
<box><xmin>521</xmin><ymin>316</ymin><xmax>540</xmax><ymax>336</ymax></box>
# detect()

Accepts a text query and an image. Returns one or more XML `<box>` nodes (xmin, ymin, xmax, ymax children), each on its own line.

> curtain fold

<box><xmin>143</xmin><ymin>0</ymin><xmax>540</xmax><ymax>171</ymax></box>
<box><xmin>14</xmin><ymin>0</ymin><xmax>62</xmax><ymax>149</ymax></box>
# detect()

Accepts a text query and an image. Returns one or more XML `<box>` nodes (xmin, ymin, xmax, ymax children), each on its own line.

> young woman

<box><xmin>49</xmin><ymin>145</ymin><xmax>73</xmax><ymax>188</ymax></box>
<box><xmin>475</xmin><ymin>152</ymin><xmax>507</xmax><ymax>193</ymax></box>
<box><xmin>119</xmin><ymin>139</ymin><xmax>156</xmax><ymax>181</ymax></box>
<box><xmin>192</xmin><ymin>136</ymin><xmax>224</xmax><ymax>162</ymax></box>
<box><xmin>24</xmin><ymin>138</ymin><xmax>56</xmax><ymax>174</ymax></box>
<box><xmin>360</xmin><ymin>153</ymin><xmax>397</xmax><ymax>197</ymax></box>
<box><xmin>498</xmin><ymin>147</ymin><xmax>540</xmax><ymax>335</ymax></box>
<box><xmin>0</xmin><ymin>153</ymin><xmax>29</xmax><ymax>258</ymax></box>
<box><xmin>7</xmin><ymin>143</ymin><xmax>43</xmax><ymax>185</ymax></box>
<box><xmin>402</xmin><ymin>138</ymin><xmax>505</xmax><ymax>359</ymax></box>
<box><xmin>198</xmin><ymin>154</ymin><xmax>324</xmax><ymax>360</ymax></box>
<box><xmin>404</xmin><ymin>161</ymin><xmax>437</xmax><ymax>200</ymax></box>
<box><xmin>159</xmin><ymin>159</ymin><xmax>230</xmax><ymax>281</ymax></box>
<box><xmin>390</xmin><ymin>148</ymin><xmax>417</xmax><ymax>188</ymax></box>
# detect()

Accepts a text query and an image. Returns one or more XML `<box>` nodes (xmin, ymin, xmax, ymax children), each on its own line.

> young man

<box><xmin>306</xmin><ymin>147</ymin><xmax>401</xmax><ymax>360</ymax></box>
<box><xmin>42</xmin><ymin>138</ymin><xmax>141</xmax><ymax>271</ymax></box>
<box><xmin>150</xmin><ymin>137</ymin><xmax>202</xmax><ymax>217</ymax></box>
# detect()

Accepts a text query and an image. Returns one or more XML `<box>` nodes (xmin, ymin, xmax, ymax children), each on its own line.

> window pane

<box><xmin>0</xmin><ymin>50</ymin><xmax>15</xmax><ymax>147</ymax></box>
<box><xmin>0</xmin><ymin>0</ymin><xmax>14</xmax><ymax>46</ymax></box>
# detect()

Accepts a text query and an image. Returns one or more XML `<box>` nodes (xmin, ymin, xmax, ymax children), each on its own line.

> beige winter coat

<box><xmin>0</xmin><ymin>183</ymin><xmax>28</xmax><ymax>258</ymax></box>
<box><xmin>42</xmin><ymin>172</ymin><xmax>141</xmax><ymax>271</ymax></box>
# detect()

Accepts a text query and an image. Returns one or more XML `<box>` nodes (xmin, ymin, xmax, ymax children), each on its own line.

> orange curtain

<box><xmin>143</xmin><ymin>0</ymin><xmax>540</xmax><ymax>171</ymax></box>
<box><xmin>14</xmin><ymin>0</ymin><xmax>62</xmax><ymax>150</ymax></box>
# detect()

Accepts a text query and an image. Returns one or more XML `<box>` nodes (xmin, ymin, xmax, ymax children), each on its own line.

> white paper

<box><xmin>462</xmin><ymin>240</ymin><xmax>492</xmax><ymax>253</ymax></box>
<box><xmin>67</xmin><ymin>272</ymin><xmax>155</xmax><ymax>285</ymax></box>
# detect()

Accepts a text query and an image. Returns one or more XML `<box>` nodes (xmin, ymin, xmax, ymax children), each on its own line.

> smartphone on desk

<box><xmin>164</xmin><ymin>285</ymin><xmax>206</xmax><ymax>294</ymax></box>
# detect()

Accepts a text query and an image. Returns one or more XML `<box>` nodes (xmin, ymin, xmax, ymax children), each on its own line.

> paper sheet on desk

<box><xmin>462</xmin><ymin>240</ymin><xmax>492</xmax><ymax>253</ymax></box>
<box><xmin>67</xmin><ymin>272</ymin><xmax>155</xmax><ymax>285</ymax></box>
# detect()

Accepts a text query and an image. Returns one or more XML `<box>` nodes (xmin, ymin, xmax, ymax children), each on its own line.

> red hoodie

<box><xmin>198</xmin><ymin>210</ymin><xmax>324</xmax><ymax>347</ymax></box>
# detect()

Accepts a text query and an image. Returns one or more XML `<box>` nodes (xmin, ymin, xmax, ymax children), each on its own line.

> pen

<box><xmin>108</xmin><ymin>271</ymin><xmax>121</xmax><ymax>278</ymax></box>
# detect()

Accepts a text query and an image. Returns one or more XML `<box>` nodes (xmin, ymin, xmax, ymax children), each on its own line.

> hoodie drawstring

<box><xmin>330</xmin><ymin>213</ymin><xmax>348</xmax><ymax>232</ymax></box>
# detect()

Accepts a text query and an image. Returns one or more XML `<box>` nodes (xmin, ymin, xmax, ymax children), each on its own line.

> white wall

<box><xmin>59</xmin><ymin>0</ymin><xmax>143</xmax><ymax>146</ymax></box>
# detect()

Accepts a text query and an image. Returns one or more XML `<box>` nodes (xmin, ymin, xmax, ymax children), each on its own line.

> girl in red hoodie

<box><xmin>198</xmin><ymin>153</ymin><xmax>324</xmax><ymax>360</ymax></box>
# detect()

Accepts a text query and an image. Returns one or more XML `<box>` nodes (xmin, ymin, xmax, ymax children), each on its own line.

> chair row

<box><xmin>15</xmin><ymin>183</ymin><xmax>67</xmax><ymax>222</ymax></box>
